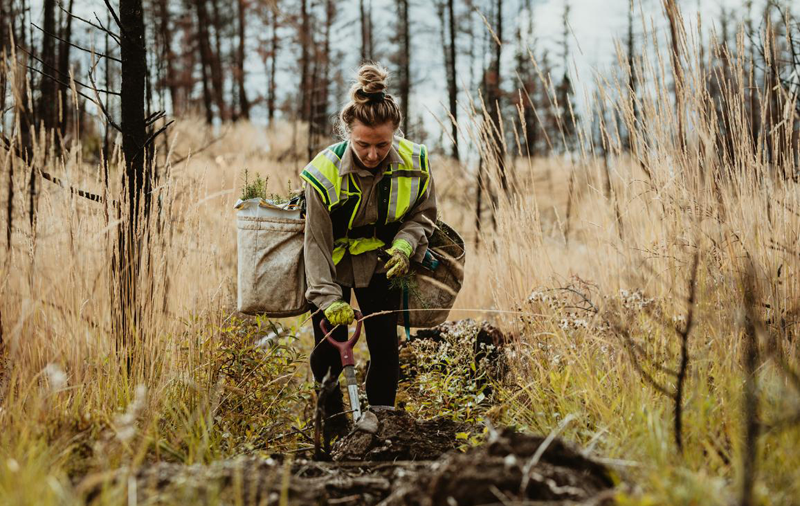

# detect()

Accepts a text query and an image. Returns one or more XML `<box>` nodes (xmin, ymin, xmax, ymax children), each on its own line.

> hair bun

<box><xmin>352</xmin><ymin>63</ymin><xmax>388</xmax><ymax>104</ymax></box>
<box><xmin>339</xmin><ymin>62</ymin><xmax>402</xmax><ymax>132</ymax></box>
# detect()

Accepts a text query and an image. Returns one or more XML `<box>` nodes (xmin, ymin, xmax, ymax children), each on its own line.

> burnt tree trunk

<box><xmin>267</xmin><ymin>1</ymin><xmax>278</xmax><ymax>124</ymax></box>
<box><xmin>396</xmin><ymin>0</ymin><xmax>410</xmax><ymax>134</ymax></box>
<box><xmin>299</xmin><ymin>0</ymin><xmax>311</xmax><ymax>122</ymax></box>
<box><xmin>117</xmin><ymin>0</ymin><xmax>149</xmax><ymax>357</ymax></box>
<box><xmin>626</xmin><ymin>0</ymin><xmax>637</xmax><ymax>152</ymax></box>
<box><xmin>57</xmin><ymin>0</ymin><xmax>75</xmax><ymax>136</ymax></box>
<box><xmin>488</xmin><ymin>0</ymin><xmax>506</xmax><ymax>193</ymax></box>
<box><xmin>1</xmin><ymin>0</ymin><xmax>9</xmax><ymax>119</ymax></box>
<box><xmin>209</xmin><ymin>0</ymin><xmax>227</xmax><ymax>120</ymax></box>
<box><xmin>236</xmin><ymin>0</ymin><xmax>249</xmax><ymax>120</ymax></box>
<box><xmin>195</xmin><ymin>0</ymin><xmax>215</xmax><ymax>123</ymax></box>
<box><xmin>447</xmin><ymin>0</ymin><xmax>458</xmax><ymax>160</ymax></box>
<box><xmin>155</xmin><ymin>0</ymin><xmax>180</xmax><ymax>116</ymax></box>
<box><xmin>664</xmin><ymin>0</ymin><xmax>685</xmax><ymax>153</ymax></box>
<box><xmin>360</xmin><ymin>0</ymin><xmax>373</xmax><ymax>62</ymax></box>
<box><xmin>38</xmin><ymin>0</ymin><xmax>58</xmax><ymax>133</ymax></box>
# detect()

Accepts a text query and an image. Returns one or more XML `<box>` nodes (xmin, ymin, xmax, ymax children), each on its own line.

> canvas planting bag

<box><xmin>235</xmin><ymin>198</ymin><xmax>309</xmax><ymax>317</ymax></box>
<box><xmin>397</xmin><ymin>221</ymin><xmax>466</xmax><ymax>328</ymax></box>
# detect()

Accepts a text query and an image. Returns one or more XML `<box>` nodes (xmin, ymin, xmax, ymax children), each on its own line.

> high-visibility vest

<box><xmin>300</xmin><ymin>137</ymin><xmax>431</xmax><ymax>264</ymax></box>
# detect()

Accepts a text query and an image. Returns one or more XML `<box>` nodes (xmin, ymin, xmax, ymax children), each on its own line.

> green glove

<box><xmin>384</xmin><ymin>239</ymin><xmax>412</xmax><ymax>279</ymax></box>
<box><xmin>324</xmin><ymin>300</ymin><xmax>355</xmax><ymax>326</ymax></box>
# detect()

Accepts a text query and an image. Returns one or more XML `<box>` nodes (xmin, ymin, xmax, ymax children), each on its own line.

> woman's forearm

<box><xmin>304</xmin><ymin>185</ymin><xmax>343</xmax><ymax>309</ymax></box>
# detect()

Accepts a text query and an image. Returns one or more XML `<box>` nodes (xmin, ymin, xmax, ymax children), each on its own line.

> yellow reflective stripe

<box><xmin>347</xmin><ymin>174</ymin><xmax>361</xmax><ymax>229</ymax></box>
<box><xmin>308</xmin><ymin>150</ymin><xmax>343</xmax><ymax>208</ymax></box>
<box><xmin>397</xmin><ymin>138</ymin><xmax>414</xmax><ymax>167</ymax></box>
<box><xmin>332</xmin><ymin>243</ymin><xmax>347</xmax><ymax>264</ymax></box>
<box><xmin>348</xmin><ymin>237</ymin><xmax>385</xmax><ymax>255</ymax></box>
<box><xmin>332</xmin><ymin>236</ymin><xmax>386</xmax><ymax>265</ymax></box>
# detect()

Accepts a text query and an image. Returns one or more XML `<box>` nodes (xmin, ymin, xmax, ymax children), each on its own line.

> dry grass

<box><xmin>1</xmin><ymin>21</ymin><xmax>800</xmax><ymax>506</ymax></box>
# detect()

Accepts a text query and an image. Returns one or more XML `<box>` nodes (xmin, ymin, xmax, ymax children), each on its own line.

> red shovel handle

<box><xmin>320</xmin><ymin>309</ymin><xmax>363</xmax><ymax>367</ymax></box>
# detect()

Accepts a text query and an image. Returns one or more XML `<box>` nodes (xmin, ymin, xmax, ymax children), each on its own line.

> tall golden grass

<box><xmin>1</xmin><ymin>17</ymin><xmax>799</xmax><ymax>506</ymax></box>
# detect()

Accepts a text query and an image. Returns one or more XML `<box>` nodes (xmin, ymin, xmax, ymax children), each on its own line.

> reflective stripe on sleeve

<box><xmin>302</xmin><ymin>162</ymin><xmax>338</xmax><ymax>208</ymax></box>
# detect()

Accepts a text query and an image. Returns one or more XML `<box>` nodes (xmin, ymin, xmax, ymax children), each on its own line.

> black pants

<box><xmin>309</xmin><ymin>273</ymin><xmax>401</xmax><ymax>407</ymax></box>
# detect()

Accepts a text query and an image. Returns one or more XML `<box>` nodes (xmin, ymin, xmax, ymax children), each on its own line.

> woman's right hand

<box><xmin>324</xmin><ymin>300</ymin><xmax>355</xmax><ymax>326</ymax></box>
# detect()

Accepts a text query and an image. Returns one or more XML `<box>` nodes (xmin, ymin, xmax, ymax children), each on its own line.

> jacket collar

<box><xmin>339</xmin><ymin>139</ymin><xmax>403</xmax><ymax>177</ymax></box>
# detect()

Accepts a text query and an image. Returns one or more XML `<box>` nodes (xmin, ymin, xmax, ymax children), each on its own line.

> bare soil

<box><xmin>120</xmin><ymin>410</ymin><xmax>616</xmax><ymax>505</ymax></box>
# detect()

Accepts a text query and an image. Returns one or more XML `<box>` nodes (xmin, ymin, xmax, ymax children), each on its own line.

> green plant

<box><xmin>240</xmin><ymin>169</ymin><xmax>269</xmax><ymax>200</ymax></box>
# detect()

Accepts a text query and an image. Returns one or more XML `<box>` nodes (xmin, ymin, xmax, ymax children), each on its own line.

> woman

<box><xmin>300</xmin><ymin>63</ymin><xmax>437</xmax><ymax>437</ymax></box>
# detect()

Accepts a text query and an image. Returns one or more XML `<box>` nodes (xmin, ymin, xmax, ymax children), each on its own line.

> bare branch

<box><xmin>674</xmin><ymin>252</ymin><xmax>700</xmax><ymax>453</ymax></box>
<box><xmin>31</xmin><ymin>22</ymin><xmax>121</xmax><ymax>63</ymax></box>
<box><xmin>103</xmin><ymin>0</ymin><xmax>124</xmax><ymax>34</ymax></box>
<box><xmin>133</xmin><ymin>120</ymin><xmax>175</xmax><ymax>162</ymax></box>
<box><xmin>16</xmin><ymin>44</ymin><xmax>120</xmax><ymax>95</ymax></box>
<box><xmin>57</xmin><ymin>3</ymin><xmax>121</xmax><ymax>44</ymax></box>
<box><xmin>26</xmin><ymin>65</ymin><xmax>101</xmax><ymax>107</ymax></box>
<box><xmin>88</xmin><ymin>70</ymin><xmax>122</xmax><ymax>132</ymax></box>
<box><xmin>145</xmin><ymin>110</ymin><xmax>166</xmax><ymax>127</ymax></box>
<box><xmin>1</xmin><ymin>134</ymin><xmax>114</xmax><ymax>205</ymax></box>
<box><xmin>93</xmin><ymin>12</ymin><xmax>122</xmax><ymax>44</ymax></box>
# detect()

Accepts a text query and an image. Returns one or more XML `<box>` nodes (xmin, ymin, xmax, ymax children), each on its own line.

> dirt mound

<box><xmin>382</xmin><ymin>428</ymin><xmax>616</xmax><ymax>505</ymax></box>
<box><xmin>331</xmin><ymin>409</ymin><xmax>470</xmax><ymax>462</ymax></box>
<box><xmin>114</xmin><ymin>427</ymin><xmax>615</xmax><ymax>506</ymax></box>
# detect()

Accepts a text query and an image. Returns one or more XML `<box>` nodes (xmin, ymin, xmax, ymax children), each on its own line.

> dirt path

<box><xmin>124</xmin><ymin>410</ymin><xmax>616</xmax><ymax>505</ymax></box>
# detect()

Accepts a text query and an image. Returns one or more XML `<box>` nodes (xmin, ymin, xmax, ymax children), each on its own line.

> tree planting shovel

<box><xmin>320</xmin><ymin>310</ymin><xmax>364</xmax><ymax>421</ymax></box>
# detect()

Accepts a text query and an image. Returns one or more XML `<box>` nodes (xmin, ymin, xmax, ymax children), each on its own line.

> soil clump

<box><xmin>331</xmin><ymin>409</ymin><xmax>469</xmax><ymax>461</ymax></box>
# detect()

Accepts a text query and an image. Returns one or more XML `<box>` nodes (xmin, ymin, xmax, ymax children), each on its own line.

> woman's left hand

<box><xmin>384</xmin><ymin>239</ymin><xmax>412</xmax><ymax>279</ymax></box>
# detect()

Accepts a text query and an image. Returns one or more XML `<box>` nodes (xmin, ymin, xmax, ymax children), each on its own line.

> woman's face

<box><xmin>350</xmin><ymin>120</ymin><xmax>395</xmax><ymax>169</ymax></box>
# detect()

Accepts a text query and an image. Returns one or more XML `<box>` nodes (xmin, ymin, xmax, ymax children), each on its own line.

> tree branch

<box><xmin>26</xmin><ymin>65</ymin><xmax>101</xmax><ymax>107</ymax></box>
<box><xmin>88</xmin><ymin>70</ymin><xmax>122</xmax><ymax>132</ymax></box>
<box><xmin>16</xmin><ymin>44</ymin><xmax>120</xmax><ymax>95</ymax></box>
<box><xmin>57</xmin><ymin>3</ymin><xmax>121</xmax><ymax>44</ymax></box>
<box><xmin>31</xmin><ymin>22</ymin><xmax>121</xmax><ymax>63</ymax></box>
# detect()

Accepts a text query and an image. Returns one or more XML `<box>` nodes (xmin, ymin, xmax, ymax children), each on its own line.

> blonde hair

<box><xmin>338</xmin><ymin>63</ymin><xmax>403</xmax><ymax>136</ymax></box>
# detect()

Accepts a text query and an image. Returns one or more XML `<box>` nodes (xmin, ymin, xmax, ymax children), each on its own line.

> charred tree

<box><xmin>155</xmin><ymin>0</ymin><xmax>180</xmax><ymax>116</ymax></box>
<box><xmin>299</xmin><ymin>0</ymin><xmax>311</xmax><ymax>122</ymax></box>
<box><xmin>486</xmin><ymin>0</ymin><xmax>506</xmax><ymax>193</ymax></box>
<box><xmin>209</xmin><ymin>0</ymin><xmax>227</xmax><ymax>120</ymax></box>
<box><xmin>626</xmin><ymin>0</ymin><xmax>637</xmax><ymax>151</ymax></box>
<box><xmin>267</xmin><ymin>1</ymin><xmax>278</xmax><ymax>124</ymax></box>
<box><xmin>360</xmin><ymin>0</ymin><xmax>373</xmax><ymax>62</ymax></box>
<box><xmin>117</xmin><ymin>0</ymin><xmax>150</xmax><ymax>356</ymax></box>
<box><xmin>236</xmin><ymin>0</ymin><xmax>250</xmax><ymax>120</ymax></box>
<box><xmin>57</xmin><ymin>0</ymin><xmax>75</xmax><ymax>136</ymax></box>
<box><xmin>396</xmin><ymin>0</ymin><xmax>410</xmax><ymax>135</ymax></box>
<box><xmin>663</xmin><ymin>0</ymin><xmax>685</xmax><ymax>153</ymax></box>
<box><xmin>447</xmin><ymin>0</ymin><xmax>459</xmax><ymax>159</ymax></box>
<box><xmin>1</xmin><ymin>0</ymin><xmax>9</xmax><ymax>118</ymax></box>
<box><xmin>555</xmin><ymin>1</ymin><xmax>578</xmax><ymax>151</ymax></box>
<box><xmin>308</xmin><ymin>0</ymin><xmax>335</xmax><ymax>154</ymax></box>
<box><xmin>514</xmin><ymin>0</ymin><xmax>537</xmax><ymax>157</ymax></box>
<box><xmin>38</xmin><ymin>0</ymin><xmax>58</xmax><ymax>133</ymax></box>
<box><xmin>195</xmin><ymin>0</ymin><xmax>216</xmax><ymax>123</ymax></box>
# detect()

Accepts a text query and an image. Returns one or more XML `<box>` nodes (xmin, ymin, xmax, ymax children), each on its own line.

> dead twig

<box><xmin>57</xmin><ymin>3</ymin><xmax>121</xmax><ymax>44</ymax></box>
<box><xmin>31</xmin><ymin>22</ymin><xmax>121</xmax><ymax>63</ymax></box>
